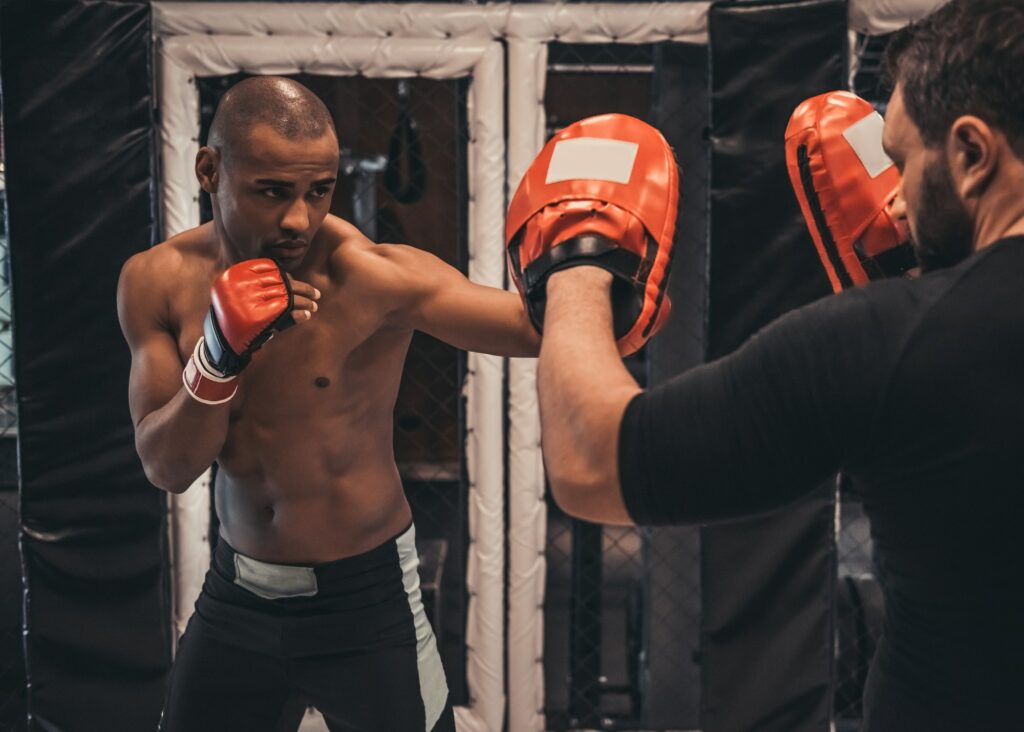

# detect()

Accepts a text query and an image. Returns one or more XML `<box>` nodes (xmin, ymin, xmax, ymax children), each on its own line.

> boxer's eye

<box><xmin>261</xmin><ymin>187</ymin><xmax>286</xmax><ymax>199</ymax></box>
<box><xmin>310</xmin><ymin>185</ymin><xmax>332</xmax><ymax>199</ymax></box>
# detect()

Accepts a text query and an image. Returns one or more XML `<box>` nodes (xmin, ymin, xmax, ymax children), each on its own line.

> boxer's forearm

<box><xmin>134</xmin><ymin>390</ymin><xmax>231</xmax><ymax>493</ymax></box>
<box><xmin>538</xmin><ymin>268</ymin><xmax>640</xmax><ymax>525</ymax></box>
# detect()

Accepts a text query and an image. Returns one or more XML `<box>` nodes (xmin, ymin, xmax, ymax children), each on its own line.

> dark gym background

<box><xmin>0</xmin><ymin>1</ymin><xmax>893</xmax><ymax>730</ymax></box>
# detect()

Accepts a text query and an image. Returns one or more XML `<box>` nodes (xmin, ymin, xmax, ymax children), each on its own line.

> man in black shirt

<box><xmin>535</xmin><ymin>1</ymin><xmax>1024</xmax><ymax>728</ymax></box>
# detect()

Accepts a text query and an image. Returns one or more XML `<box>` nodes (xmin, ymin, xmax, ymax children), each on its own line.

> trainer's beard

<box><xmin>910</xmin><ymin>156</ymin><xmax>975</xmax><ymax>274</ymax></box>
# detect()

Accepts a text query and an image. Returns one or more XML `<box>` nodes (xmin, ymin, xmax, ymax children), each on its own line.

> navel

<box><xmin>314</xmin><ymin>376</ymin><xmax>331</xmax><ymax>389</ymax></box>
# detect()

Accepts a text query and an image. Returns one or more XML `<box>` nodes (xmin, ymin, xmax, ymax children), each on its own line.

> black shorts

<box><xmin>159</xmin><ymin>523</ymin><xmax>455</xmax><ymax>732</ymax></box>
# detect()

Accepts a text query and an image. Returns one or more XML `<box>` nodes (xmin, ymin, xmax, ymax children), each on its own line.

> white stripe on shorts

<box><xmin>397</xmin><ymin>524</ymin><xmax>449</xmax><ymax>731</ymax></box>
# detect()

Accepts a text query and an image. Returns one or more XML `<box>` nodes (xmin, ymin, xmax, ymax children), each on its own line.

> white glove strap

<box><xmin>182</xmin><ymin>338</ymin><xmax>238</xmax><ymax>405</ymax></box>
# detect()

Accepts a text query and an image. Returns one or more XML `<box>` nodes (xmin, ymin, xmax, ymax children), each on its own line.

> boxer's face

<box><xmin>883</xmin><ymin>86</ymin><xmax>974</xmax><ymax>273</ymax></box>
<box><xmin>201</xmin><ymin>125</ymin><xmax>339</xmax><ymax>271</ymax></box>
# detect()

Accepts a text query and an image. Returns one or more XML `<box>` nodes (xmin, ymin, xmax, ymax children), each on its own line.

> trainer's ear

<box><xmin>948</xmin><ymin>115</ymin><xmax>997</xmax><ymax>201</ymax></box>
<box><xmin>195</xmin><ymin>146</ymin><xmax>221</xmax><ymax>194</ymax></box>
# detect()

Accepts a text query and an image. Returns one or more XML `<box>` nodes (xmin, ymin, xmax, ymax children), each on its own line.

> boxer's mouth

<box><xmin>270</xmin><ymin>241</ymin><xmax>307</xmax><ymax>260</ymax></box>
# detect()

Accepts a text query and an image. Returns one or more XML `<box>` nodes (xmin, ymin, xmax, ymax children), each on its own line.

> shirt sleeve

<box><xmin>618</xmin><ymin>286</ymin><xmax>907</xmax><ymax>525</ymax></box>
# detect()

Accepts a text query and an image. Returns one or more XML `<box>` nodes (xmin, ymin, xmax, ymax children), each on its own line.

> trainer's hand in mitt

<box><xmin>785</xmin><ymin>91</ymin><xmax>915</xmax><ymax>293</ymax></box>
<box><xmin>506</xmin><ymin>113</ymin><xmax>679</xmax><ymax>356</ymax></box>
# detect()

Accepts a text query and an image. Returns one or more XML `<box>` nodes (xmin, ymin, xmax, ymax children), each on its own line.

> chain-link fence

<box><xmin>835</xmin><ymin>480</ymin><xmax>883</xmax><ymax>731</ymax></box>
<box><xmin>198</xmin><ymin>73</ymin><xmax>471</xmax><ymax>704</ymax></box>
<box><xmin>0</xmin><ymin>111</ymin><xmax>26</xmax><ymax>729</ymax></box>
<box><xmin>540</xmin><ymin>38</ymin><xmax>894</xmax><ymax>732</ymax></box>
<box><xmin>542</xmin><ymin>42</ymin><xmax>705</xmax><ymax>731</ymax></box>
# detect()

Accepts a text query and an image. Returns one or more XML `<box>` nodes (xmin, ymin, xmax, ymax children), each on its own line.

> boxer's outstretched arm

<box><xmin>376</xmin><ymin>243</ymin><xmax>540</xmax><ymax>357</ymax></box>
<box><xmin>538</xmin><ymin>268</ymin><xmax>640</xmax><ymax>525</ymax></box>
<box><xmin>118</xmin><ymin>254</ymin><xmax>230</xmax><ymax>493</ymax></box>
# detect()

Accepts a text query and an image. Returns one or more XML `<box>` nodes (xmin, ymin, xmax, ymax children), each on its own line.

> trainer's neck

<box><xmin>974</xmin><ymin>169</ymin><xmax>1024</xmax><ymax>252</ymax></box>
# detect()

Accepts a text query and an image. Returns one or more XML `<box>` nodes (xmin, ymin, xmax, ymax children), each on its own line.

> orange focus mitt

<box><xmin>506</xmin><ymin>113</ymin><xmax>679</xmax><ymax>356</ymax></box>
<box><xmin>785</xmin><ymin>91</ymin><xmax>916</xmax><ymax>293</ymax></box>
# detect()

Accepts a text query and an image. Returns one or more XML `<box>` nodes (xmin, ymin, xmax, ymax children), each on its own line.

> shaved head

<box><xmin>195</xmin><ymin>76</ymin><xmax>340</xmax><ymax>269</ymax></box>
<box><xmin>208</xmin><ymin>76</ymin><xmax>337</xmax><ymax>163</ymax></box>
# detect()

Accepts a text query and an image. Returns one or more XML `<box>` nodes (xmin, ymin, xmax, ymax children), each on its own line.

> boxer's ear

<box><xmin>195</xmin><ymin>146</ymin><xmax>221</xmax><ymax>194</ymax></box>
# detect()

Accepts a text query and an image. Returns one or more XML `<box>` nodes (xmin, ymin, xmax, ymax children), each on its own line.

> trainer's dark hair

<box><xmin>208</xmin><ymin>76</ymin><xmax>337</xmax><ymax>161</ymax></box>
<box><xmin>884</xmin><ymin>0</ymin><xmax>1024</xmax><ymax>156</ymax></box>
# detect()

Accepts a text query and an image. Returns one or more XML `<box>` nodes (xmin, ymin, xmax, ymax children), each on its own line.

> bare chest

<box><xmin>172</xmin><ymin>285</ymin><xmax>410</xmax><ymax>421</ymax></box>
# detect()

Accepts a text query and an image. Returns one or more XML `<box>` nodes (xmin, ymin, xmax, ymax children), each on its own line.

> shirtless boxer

<box><xmin>118</xmin><ymin>76</ymin><xmax>538</xmax><ymax>732</ymax></box>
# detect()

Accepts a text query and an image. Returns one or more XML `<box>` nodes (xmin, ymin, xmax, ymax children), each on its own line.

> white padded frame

<box><xmin>154</xmin><ymin>4</ymin><xmax>714</xmax><ymax>730</ymax></box>
<box><xmin>503</xmin><ymin>8</ymin><xmax>706</xmax><ymax>731</ymax></box>
<box><xmin>155</xmin><ymin>26</ymin><xmax>505</xmax><ymax>732</ymax></box>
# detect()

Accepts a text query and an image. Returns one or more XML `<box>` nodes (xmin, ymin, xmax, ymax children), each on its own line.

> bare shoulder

<box><xmin>360</xmin><ymin>241</ymin><xmax>430</xmax><ymax>275</ymax></box>
<box><xmin>121</xmin><ymin>225</ymin><xmax>215</xmax><ymax>286</ymax></box>
<box><xmin>117</xmin><ymin>224</ymin><xmax>216</xmax><ymax>335</ymax></box>
<box><xmin>324</xmin><ymin>219</ymin><xmax>428</xmax><ymax>293</ymax></box>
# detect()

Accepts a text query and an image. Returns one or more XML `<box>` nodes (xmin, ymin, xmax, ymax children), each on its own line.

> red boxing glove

<box><xmin>785</xmin><ymin>91</ymin><xmax>916</xmax><ymax>293</ymax></box>
<box><xmin>182</xmin><ymin>258</ymin><xmax>294</xmax><ymax>404</ymax></box>
<box><xmin>506</xmin><ymin>113</ymin><xmax>679</xmax><ymax>356</ymax></box>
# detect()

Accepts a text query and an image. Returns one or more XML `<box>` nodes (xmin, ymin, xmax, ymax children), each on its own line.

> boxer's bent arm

<box><xmin>129</xmin><ymin>339</ymin><xmax>230</xmax><ymax>493</ymax></box>
<box><xmin>538</xmin><ymin>268</ymin><xmax>640</xmax><ymax>525</ymax></box>
<box><xmin>118</xmin><ymin>256</ymin><xmax>230</xmax><ymax>493</ymax></box>
<box><xmin>377</xmin><ymin>244</ymin><xmax>540</xmax><ymax>357</ymax></box>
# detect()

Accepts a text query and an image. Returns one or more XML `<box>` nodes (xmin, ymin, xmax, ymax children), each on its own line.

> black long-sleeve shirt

<box><xmin>620</xmin><ymin>236</ymin><xmax>1024</xmax><ymax>728</ymax></box>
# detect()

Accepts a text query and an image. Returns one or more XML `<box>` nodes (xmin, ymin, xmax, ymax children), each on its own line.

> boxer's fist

<box><xmin>183</xmin><ymin>259</ymin><xmax>307</xmax><ymax>404</ymax></box>
<box><xmin>204</xmin><ymin>259</ymin><xmax>296</xmax><ymax>375</ymax></box>
<box><xmin>785</xmin><ymin>91</ymin><xmax>916</xmax><ymax>292</ymax></box>
<box><xmin>506</xmin><ymin>114</ymin><xmax>679</xmax><ymax>356</ymax></box>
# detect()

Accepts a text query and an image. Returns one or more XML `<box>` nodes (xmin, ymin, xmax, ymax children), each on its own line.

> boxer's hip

<box><xmin>192</xmin><ymin>521</ymin><xmax>428</xmax><ymax>657</ymax></box>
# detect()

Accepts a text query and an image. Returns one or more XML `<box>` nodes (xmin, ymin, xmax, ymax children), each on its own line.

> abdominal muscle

<box><xmin>214</xmin><ymin>417</ymin><xmax>412</xmax><ymax>565</ymax></box>
<box><xmin>211</xmin><ymin>336</ymin><xmax>415</xmax><ymax>564</ymax></box>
